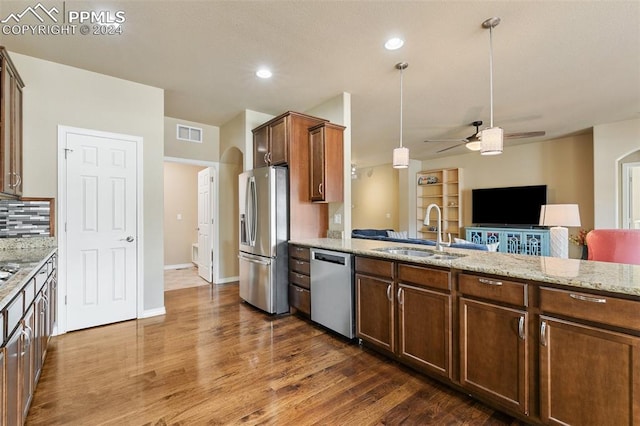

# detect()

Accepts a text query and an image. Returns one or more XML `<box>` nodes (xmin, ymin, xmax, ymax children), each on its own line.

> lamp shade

<box><xmin>539</xmin><ymin>204</ymin><xmax>581</xmax><ymax>227</ymax></box>
<box><xmin>393</xmin><ymin>146</ymin><xmax>409</xmax><ymax>168</ymax></box>
<box><xmin>465</xmin><ymin>141</ymin><xmax>481</xmax><ymax>151</ymax></box>
<box><xmin>480</xmin><ymin>127</ymin><xmax>503</xmax><ymax>155</ymax></box>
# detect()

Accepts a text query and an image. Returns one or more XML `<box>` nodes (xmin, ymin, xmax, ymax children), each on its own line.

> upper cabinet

<box><xmin>0</xmin><ymin>47</ymin><xmax>24</xmax><ymax>198</ymax></box>
<box><xmin>252</xmin><ymin>114</ymin><xmax>289</xmax><ymax>168</ymax></box>
<box><xmin>308</xmin><ymin>122</ymin><xmax>345</xmax><ymax>203</ymax></box>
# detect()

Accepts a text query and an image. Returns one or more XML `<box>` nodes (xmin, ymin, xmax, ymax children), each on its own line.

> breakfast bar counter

<box><xmin>289</xmin><ymin>237</ymin><xmax>640</xmax><ymax>298</ymax></box>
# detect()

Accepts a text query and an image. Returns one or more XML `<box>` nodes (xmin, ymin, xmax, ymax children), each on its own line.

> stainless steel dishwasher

<box><xmin>310</xmin><ymin>248</ymin><xmax>355</xmax><ymax>339</ymax></box>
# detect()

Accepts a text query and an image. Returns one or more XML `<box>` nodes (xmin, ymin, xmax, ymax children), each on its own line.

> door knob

<box><xmin>120</xmin><ymin>236</ymin><xmax>134</xmax><ymax>242</ymax></box>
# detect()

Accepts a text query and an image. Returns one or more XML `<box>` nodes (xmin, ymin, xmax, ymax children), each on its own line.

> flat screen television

<box><xmin>472</xmin><ymin>185</ymin><xmax>547</xmax><ymax>227</ymax></box>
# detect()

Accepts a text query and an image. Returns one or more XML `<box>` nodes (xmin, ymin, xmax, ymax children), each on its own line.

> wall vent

<box><xmin>176</xmin><ymin>124</ymin><xmax>203</xmax><ymax>143</ymax></box>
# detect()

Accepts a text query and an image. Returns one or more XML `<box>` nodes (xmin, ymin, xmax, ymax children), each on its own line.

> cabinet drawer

<box><xmin>289</xmin><ymin>258</ymin><xmax>310</xmax><ymax>275</ymax></box>
<box><xmin>6</xmin><ymin>292</ymin><xmax>23</xmax><ymax>336</ymax></box>
<box><xmin>539</xmin><ymin>287</ymin><xmax>640</xmax><ymax>333</ymax></box>
<box><xmin>458</xmin><ymin>273</ymin><xmax>527</xmax><ymax>307</ymax></box>
<box><xmin>289</xmin><ymin>284</ymin><xmax>310</xmax><ymax>315</ymax></box>
<box><xmin>398</xmin><ymin>263</ymin><xmax>450</xmax><ymax>291</ymax></box>
<box><xmin>23</xmin><ymin>278</ymin><xmax>35</xmax><ymax>308</ymax></box>
<box><xmin>289</xmin><ymin>245</ymin><xmax>310</xmax><ymax>261</ymax></box>
<box><xmin>289</xmin><ymin>271</ymin><xmax>310</xmax><ymax>290</ymax></box>
<box><xmin>355</xmin><ymin>257</ymin><xmax>394</xmax><ymax>279</ymax></box>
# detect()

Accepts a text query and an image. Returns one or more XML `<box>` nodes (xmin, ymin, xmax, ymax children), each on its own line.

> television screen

<box><xmin>472</xmin><ymin>185</ymin><xmax>547</xmax><ymax>227</ymax></box>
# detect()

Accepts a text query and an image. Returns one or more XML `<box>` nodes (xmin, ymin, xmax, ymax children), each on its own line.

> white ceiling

<box><xmin>2</xmin><ymin>1</ymin><xmax>639</xmax><ymax>167</ymax></box>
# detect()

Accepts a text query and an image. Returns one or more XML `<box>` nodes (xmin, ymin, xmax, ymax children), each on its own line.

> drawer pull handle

<box><xmin>478</xmin><ymin>278</ymin><xmax>503</xmax><ymax>286</ymax></box>
<box><xmin>518</xmin><ymin>316</ymin><xmax>525</xmax><ymax>340</ymax></box>
<box><xmin>296</xmin><ymin>287</ymin><xmax>304</xmax><ymax>293</ymax></box>
<box><xmin>569</xmin><ymin>293</ymin><xmax>606</xmax><ymax>304</ymax></box>
<box><xmin>540</xmin><ymin>320</ymin><xmax>548</xmax><ymax>347</ymax></box>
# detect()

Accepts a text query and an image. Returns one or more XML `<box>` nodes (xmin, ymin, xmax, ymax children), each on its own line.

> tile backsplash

<box><xmin>0</xmin><ymin>199</ymin><xmax>51</xmax><ymax>238</ymax></box>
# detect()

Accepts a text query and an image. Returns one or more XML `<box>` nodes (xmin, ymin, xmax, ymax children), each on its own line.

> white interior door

<box><xmin>64</xmin><ymin>130</ymin><xmax>138</xmax><ymax>331</ymax></box>
<box><xmin>198</xmin><ymin>167</ymin><xmax>213</xmax><ymax>281</ymax></box>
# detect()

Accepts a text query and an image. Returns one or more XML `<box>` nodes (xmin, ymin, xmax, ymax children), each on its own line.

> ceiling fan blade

<box><xmin>424</xmin><ymin>138</ymin><xmax>467</xmax><ymax>143</ymax></box>
<box><xmin>436</xmin><ymin>142</ymin><xmax>466</xmax><ymax>153</ymax></box>
<box><xmin>504</xmin><ymin>131</ymin><xmax>546</xmax><ymax>139</ymax></box>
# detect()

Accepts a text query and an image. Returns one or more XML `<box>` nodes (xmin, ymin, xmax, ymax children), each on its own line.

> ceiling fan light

<box><xmin>480</xmin><ymin>127</ymin><xmax>503</xmax><ymax>155</ymax></box>
<box><xmin>393</xmin><ymin>146</ymin><xmax>409</xmax><ymax>168</ymax></box>
<box><xmin>465</xmin><ymin>141</ymin><xmax>481</xmax><ymax>151</ymax></box>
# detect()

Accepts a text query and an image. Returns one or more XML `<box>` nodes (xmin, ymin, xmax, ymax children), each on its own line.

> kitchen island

<box><xmin>289</xmin><ymin>237</ymin><xmax>640</xmax><ymax>425</ymax></box>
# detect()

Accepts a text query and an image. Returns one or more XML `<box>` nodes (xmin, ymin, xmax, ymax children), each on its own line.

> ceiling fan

<box><xmin>425</xmin><ymin>17</ymin><xmax>545</xmax><ymax>154</ymax></box>
<box><xmin>425</xmin><ymin>120</ymin><xmax>546</xmax><ymax>154</ymax></box>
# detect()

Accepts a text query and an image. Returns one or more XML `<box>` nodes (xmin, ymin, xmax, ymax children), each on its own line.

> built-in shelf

<box><xmin>417</xmin><ymin>168</ymin><xmax>462</xmax><ymax>239</ymax></box>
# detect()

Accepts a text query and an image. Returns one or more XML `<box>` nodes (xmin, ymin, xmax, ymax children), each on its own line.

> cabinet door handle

<box><xmin>478</xmin><ymin>278</ymin><xmax>503</xmax><ymax>286</ymax></box>
<box><xmin>569</xmin><ymin>293</ymin><xmax>606</xmax><ymax>304</ymax></box>
<box><xmin>264</xmin><ymin>153</ymin><xmax>269</xmax><ymax>164</ymax></box>
<box><xmin>397</xmin><ymin>288</ymin><xmax>404</xmax><ymax>306</ymax></box>
<box><xmin>15</xmin><ymin>174</ymin><xmax>21</xmax><ymax>188</ymax></box>
<box><xmin>318</xmin><ymin>183</ymin><xmax>324</xmax><ymax>195</ymax></box>
<box><xmin>267</xmin><ymin>152</ymin><xmax>272</xmax><ymax>163</ymax></box>
<box><xmin>518</xmin><ymin>316</ymin><xmax>525</xmax><ymax>340</ymax></box>
<box><xmin>386</xmin><ymin>284</ymin><xmax>392</xmax><ymax>302</ymax></box>
<box><xmin>540</xmin><ymin>320</ymin><xmax>548</xmax><ymax>347</ymax></box>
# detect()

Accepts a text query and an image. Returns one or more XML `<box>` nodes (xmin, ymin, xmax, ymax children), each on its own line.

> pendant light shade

<box><xmin>392</xmin><ymin>62</ymin><xmax>409</xmax><ymax>169</ymax></box>
<box><xmin>393</xmin><ymin>146</ymin><xmax>409</xmax><ymax>168</ymax></box>
<box><xmin>480</xmin><ymin>17</ymin><xmax>503</xmax><ymax>156</ymax></box>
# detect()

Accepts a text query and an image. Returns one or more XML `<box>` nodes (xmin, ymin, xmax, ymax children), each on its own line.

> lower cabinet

<box><xmin>459</xmin><ymin>298</ymin><xmax>529</xmax><ymax>415</ymax></box>
<box><xmin>355</xmin><ymin>257</ymin><xmax>395</xmax><ymax>354</ymax></box>
<box><xmin>288</xmin><ymin>245</ymin><xmax>311</xmax><ymax>316</ymax></box>
<box><xmin>539</xmin><ymin>316</ymin><xmax>640</xmax><ymax>425</ymax></box>
<box><xmin>356</xmin><ymin>257</ymin><xmax>452</xmax><ymax>379</ymax></box>
<box><xmin>1</xmin><ymin>252</ymin><xmax>57</xmax><ymax>425</ymax></box>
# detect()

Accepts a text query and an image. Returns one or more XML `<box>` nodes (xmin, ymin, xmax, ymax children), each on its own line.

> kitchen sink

<box><xmin>373</xmin><ymin>247</ymin><xmax>464</xmax><ymax>260</ymax></box>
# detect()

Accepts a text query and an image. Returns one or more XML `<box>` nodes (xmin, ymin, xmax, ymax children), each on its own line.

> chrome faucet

<box><xmin>424</xmin><ymin>203</ymin><xmax>451</xmax><ymax>251</ymax></box>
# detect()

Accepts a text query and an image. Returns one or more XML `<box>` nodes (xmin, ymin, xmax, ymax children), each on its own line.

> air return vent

<box><xmin>176</xmin><ymin>124</ymin><xmax>203</xmax><ymax>143</ymax></box>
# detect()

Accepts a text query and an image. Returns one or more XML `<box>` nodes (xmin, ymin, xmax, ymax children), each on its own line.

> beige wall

<box><xmin>352</xmin><ymin>164</ymin><xmax>400</xmax><ymax>231</ymax></box>
<box><xmin>164</xmin><ymin>116</ymin><xmax>220</xmax><ymax>162</ymax></box>
<box><xmin>594</xmin><ymin>118</ymin><xmax>640</xmax><ymax>227</ymax></box>
<box><xmin>13</xmin><ymin>52</ymin><xmax>166</xmax><ymax>313</ymax></box>
<box><xmin>163</xmin><ymin>162</ymin><xmax>202</xmax><ymax>266</ymax></box>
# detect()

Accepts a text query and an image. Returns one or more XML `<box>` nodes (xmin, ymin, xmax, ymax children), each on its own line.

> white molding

<box><xmin>215</xmin><ymin>276</ymin><xmax>239</xmax><ymax>285</ymax></box>
<box><xmin>57</xmin><ymin>125</ymin><xmax>144</xmax><ymax>335</ymax></box>
<box><xmin>164</xmin><ymin>156</ymin><xmax>217</xmax><ymax>167</ymax></box>
<box><xmin>139</xmin><ymin>306</ymin><xmax>166</xmax><ymax>318</ymax></box>
<box><xmin>164</xmin><ymin>263</ymin><xmax>194</xmax><ymax>270</ymax></box>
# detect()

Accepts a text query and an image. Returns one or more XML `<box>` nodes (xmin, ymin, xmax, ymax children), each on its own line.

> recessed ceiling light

<box><xmin>256</xmin><ymin>68</ymin><xmax>272</xmax><ymax>79</ymax></box>
<box><xmin>384</xmin><ymin>37</ymin><xmax>404</xmax><ymax>50</ymax></box>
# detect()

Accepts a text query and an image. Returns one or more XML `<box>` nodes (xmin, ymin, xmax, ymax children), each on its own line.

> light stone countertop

<box><xmin>289</xmin><ymin>238</ymin><xmax>640</xmax><ymax>298</ymax></box>
<box><xmin>0</xmin><ymin>238</ymin><xmax>57</xmax><ymax>311</ymax></box>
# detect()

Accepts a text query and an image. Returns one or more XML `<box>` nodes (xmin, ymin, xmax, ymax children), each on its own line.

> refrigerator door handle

<box><xmin>249</xmin><ymin>176</ymin><xmax>257</xmax><ymax>245</ymax></box>
<box><xmin>238</xmin><ymin>253</ymin><xmax>270</xmax><ymax>265</ymax></box>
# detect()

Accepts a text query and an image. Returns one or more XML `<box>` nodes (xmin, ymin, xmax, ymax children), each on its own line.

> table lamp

<box><xmin>539</xmin><ymin>204</ymin><xmax>581</xmax><ymax>258</ymax></box>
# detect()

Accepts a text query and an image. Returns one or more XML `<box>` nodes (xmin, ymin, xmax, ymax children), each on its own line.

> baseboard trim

<box><xmin>164</xmin><ymin>263</ymin><xmax>194</xmax><ymax>270</ymax></box>
<box><xmin>215</xmin><ymin>276</ymin><xmax>239</xmax><ymax>285</ymax></box>
<box><xmin>139</xmin><ymin>307</ymin><xmax>166</xmax><ymax>318</ymax></box>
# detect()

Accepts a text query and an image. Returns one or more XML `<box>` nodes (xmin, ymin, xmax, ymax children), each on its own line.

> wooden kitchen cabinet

<box><xmin>0</xmin><ymin>47</ymin><xmax>24</xmax><ymax>197</ymax></box>
<box><xmin>355</xmin><ymin>257</ymin><xmax>395</xmax><ymax>354</ymax></box>
<box><xmin>308</xmin><ymin>122</ymin><xmax>345</xmax><ymax>203</ymax></box>
<box><xmin>1</xmin><ymin>252</ymin><xmax>57</xmax><ymax>425</ymax></box>
<box><xmin>252</xmin><ymin>114</ymin><xmax>288</xmax><ymax>168</ymax></box>
<box><xmin>538</xmin><ymin>286</ymin><xmax>640</xmax><ymax>425</ymax></box>
<box><xmin>458</xmin><ymin>273</ymin><xmax>529</xmax><ymax>416</ymax></box>
<box><xmin>397</xmin><ymin>263</ymin><xmax>452</xmax><ymax>379</ymax></box>
<box><xmin>288</xmin><ymin>245</ymin><xmax>311</xmax><ymax>315</ymax></box>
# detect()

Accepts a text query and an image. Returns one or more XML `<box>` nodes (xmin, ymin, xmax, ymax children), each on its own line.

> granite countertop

<box><xmin>0</xmin><ymin>237</ymin><xmax>57</xmax><ymax>310</ymax></box>
<box><xmin>289</xmin><ymin>238</ymin><xmax>640</xmax><ymax>298</ymax></box>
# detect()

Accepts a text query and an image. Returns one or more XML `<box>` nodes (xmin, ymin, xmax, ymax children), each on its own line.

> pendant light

<box><xmin>480</xmin><ymin>17</ymin><xmax>503</xmax><ymax>156</ymax></box>
<box><xmin>392</xmin><ymin>62</ymin><xmax>409</xmax><ymax>168</ymax></box>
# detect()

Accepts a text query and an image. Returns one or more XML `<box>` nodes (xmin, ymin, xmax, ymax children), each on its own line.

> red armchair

<box><xmin>585</xmin><ymin>229</ymin><xmax>640</xmax><ymax>265</ymax></box>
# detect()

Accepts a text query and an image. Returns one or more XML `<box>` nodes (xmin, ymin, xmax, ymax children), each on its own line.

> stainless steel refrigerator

<box><xmin>238</xmin><ymin>166</ymin><xmax>289</xmax><ymax>314</ymax></box>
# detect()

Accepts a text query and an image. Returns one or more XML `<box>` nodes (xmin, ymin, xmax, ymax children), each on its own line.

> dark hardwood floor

<box><xmin>27</xmin><ymin>283</ymin><xmax>521</xmax><ymax>425</ymax></box>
